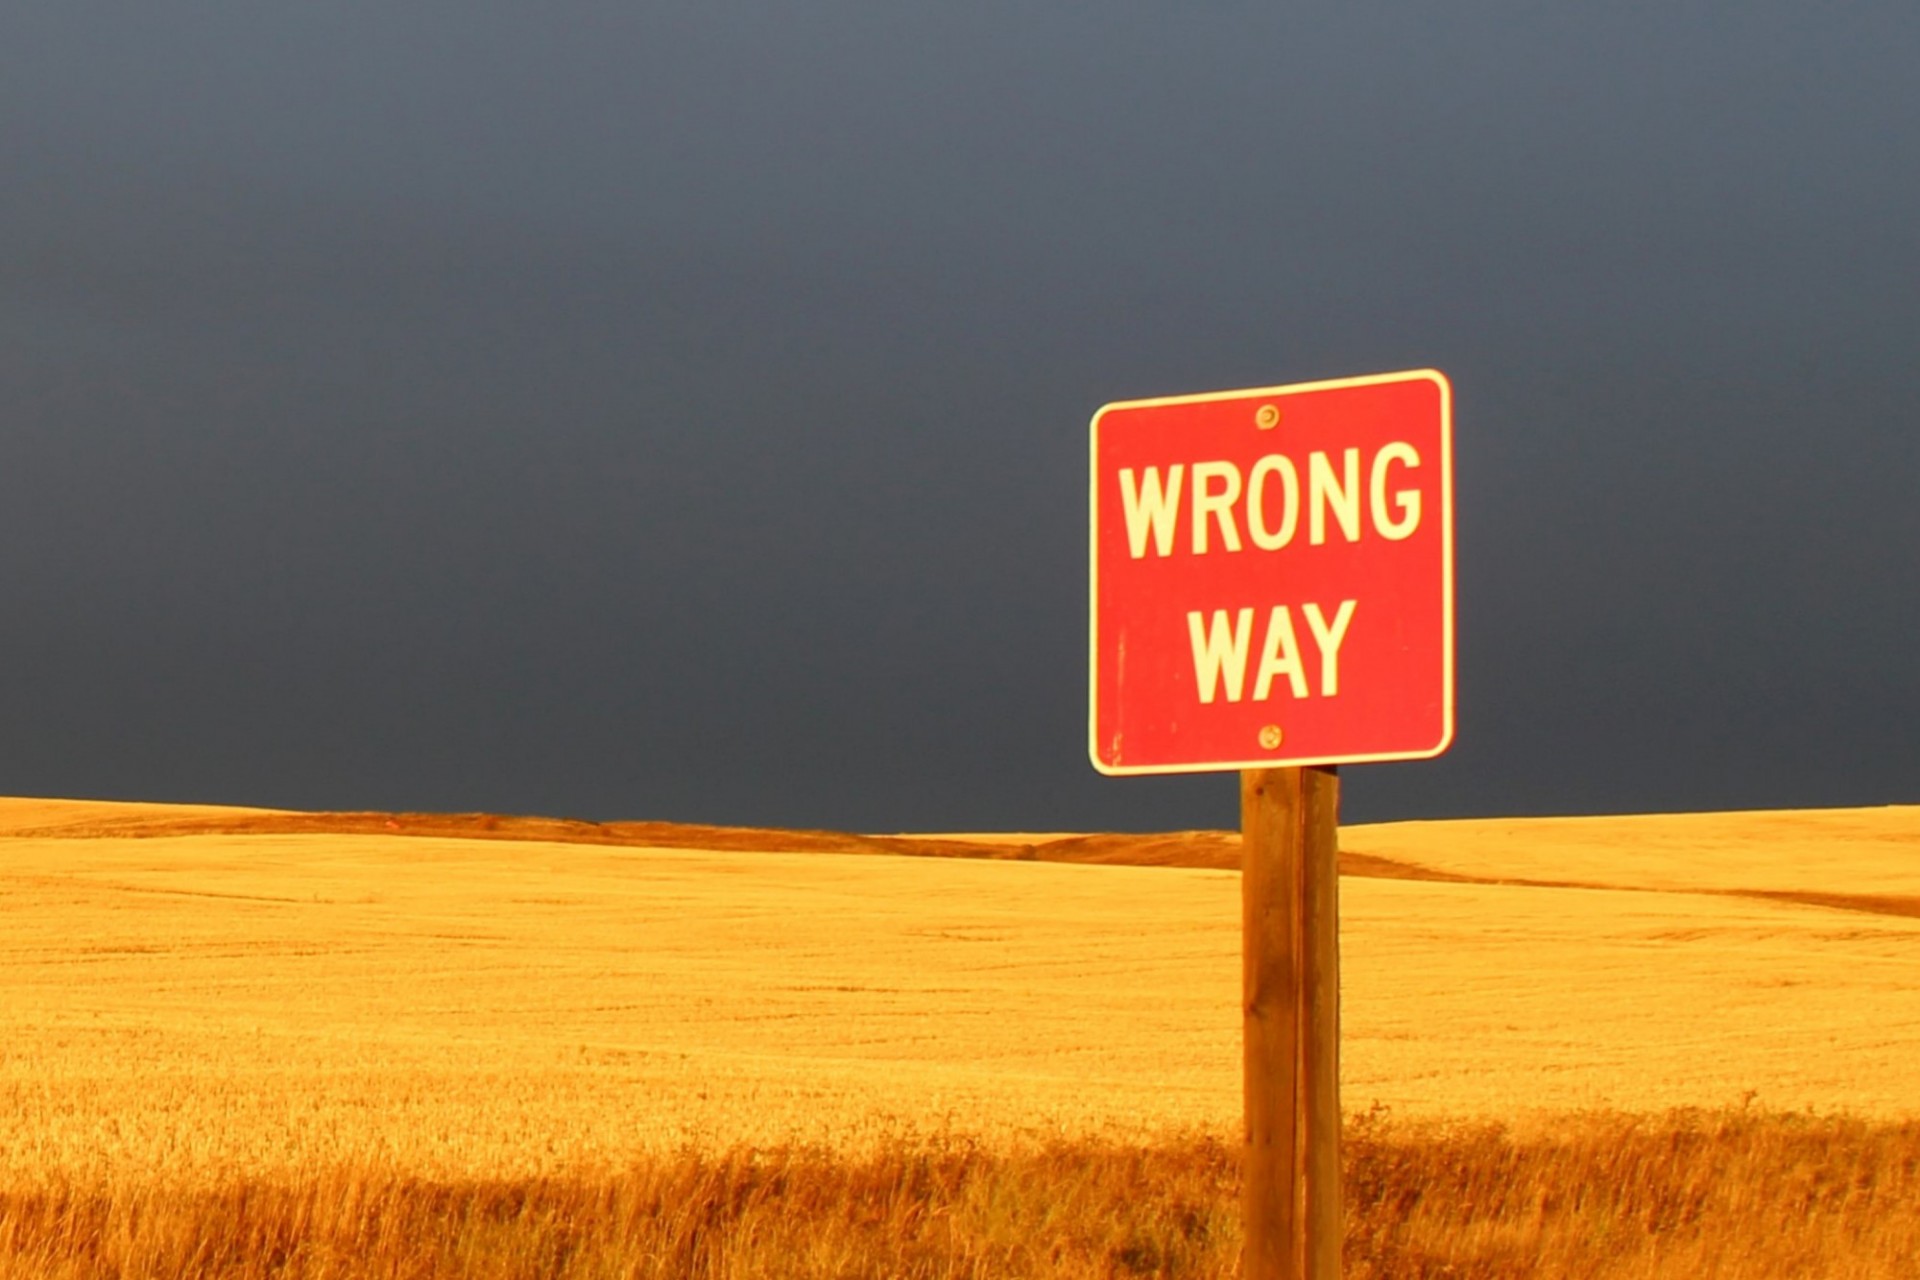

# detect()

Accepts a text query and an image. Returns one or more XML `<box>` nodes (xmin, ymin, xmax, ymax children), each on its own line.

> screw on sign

<box><xmin>1087</xmin><ymin>369</ymin><xmax>1454</xmax><ymax>1280</ymax></box>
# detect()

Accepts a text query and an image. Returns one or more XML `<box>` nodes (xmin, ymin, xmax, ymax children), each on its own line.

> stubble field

<box><xmin>3</xmin><ymin>797</ymin><xmax>1918</xmax><ymax>1276</ymax></box>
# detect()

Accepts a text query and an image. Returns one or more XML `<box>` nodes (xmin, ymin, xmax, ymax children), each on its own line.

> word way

<box><xmin>1186</xmin><ymin>601</ymin><xmax>1357</xmax><ymax>704</ymax></box>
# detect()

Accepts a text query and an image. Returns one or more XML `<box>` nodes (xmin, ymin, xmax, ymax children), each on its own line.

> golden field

<box><xmin>3</xmin><ymin>796</ymin><xmax>1919</xmax><ymax>1276</ymax></box>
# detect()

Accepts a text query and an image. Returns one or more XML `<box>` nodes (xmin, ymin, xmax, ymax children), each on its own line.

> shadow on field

<box><xmin>14</xmin><ymin>805</ymin><xmax>1920</xmax><ymax>922</ymax></box>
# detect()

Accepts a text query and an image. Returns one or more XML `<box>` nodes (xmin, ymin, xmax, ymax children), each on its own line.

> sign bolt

<box><xmin>1255</xmin><ymin>403</ymin><xmax>1281</xmax><ymax>430</ymax></box>
<box><xmin>1259</xmin><ymin>724</ymin><xmax>1284</xmax><ymax>750</ymax></box>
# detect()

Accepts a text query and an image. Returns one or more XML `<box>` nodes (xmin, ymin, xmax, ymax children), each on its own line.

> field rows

<box><xmin>3</xmin><ymin>799</ymin><xmax>1919</xmax><ymax>1184</ymax></box>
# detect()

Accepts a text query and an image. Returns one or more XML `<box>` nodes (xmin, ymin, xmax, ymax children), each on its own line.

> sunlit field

<box><xmin>3</xmin><ymin>797</ymin><xmax>1918</xmax><ymax>1275</ymax></box>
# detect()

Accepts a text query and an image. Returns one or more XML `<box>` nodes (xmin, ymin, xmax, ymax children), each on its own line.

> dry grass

<box><xmin>0</xmin><ymin>825</ymin><xmax>1247</xmax><ymax>1176</ymax></box>
<box><xmin>2</xmin><ymin>1109</ymin><xmax>1916</xmax><ymax>1278</ymax></box>
<box><xmin>1345</xmin><ymin>806</ymin><xmax>1920</xmax><ymax>899</ymax></box>
<box><xmin>6</xmin><ymin>797</ymin><xmax>1920</xmax><ymax>1275</ymax></box>
<box><xmin>7</xmin><ymin>800</ymin><xmax>1920</xmax><ymax>1182</ymax></box>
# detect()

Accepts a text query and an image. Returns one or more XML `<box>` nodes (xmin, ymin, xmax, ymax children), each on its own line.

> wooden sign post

<box><xmin>1089</xmin><ymin>370</ymin><xmax>1452</xmax><ymax>1280</ymax></box>
<box><xmin>1241</xmin><ymin>765</ymin><xmax>1342</xmax><ymax>1280</ymax></box>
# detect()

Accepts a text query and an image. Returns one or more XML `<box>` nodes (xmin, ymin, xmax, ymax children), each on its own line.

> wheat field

<box><xmin>3</xmin><ymin>796</ymin><xmax>1919</xmax><ymax>1274</ymax></box>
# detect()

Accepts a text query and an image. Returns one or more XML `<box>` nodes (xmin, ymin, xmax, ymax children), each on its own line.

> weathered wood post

<box><xmin>1242</xmin><ymin>765</ymin><xmax>1342</xmax><ymax>1279</ymax></box>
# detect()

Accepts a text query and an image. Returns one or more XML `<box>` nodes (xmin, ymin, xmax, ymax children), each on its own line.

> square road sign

<box><xmin>1089</xmin><ymin>369</ymin><xmax>1454</xmax><ymax>775</ymax></box>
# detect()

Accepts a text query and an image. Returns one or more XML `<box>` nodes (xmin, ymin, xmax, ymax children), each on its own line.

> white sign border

<box><xmin>1087</xmin><ymin>367</ymin><xmax>1455</xmax><ymax>777</ymax></box>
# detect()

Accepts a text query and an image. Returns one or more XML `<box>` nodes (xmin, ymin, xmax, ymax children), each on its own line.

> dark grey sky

<box><xmin>3</xmin><ymin>4</ymin><xmax>1915</xmax><ymax>831</ymax></box>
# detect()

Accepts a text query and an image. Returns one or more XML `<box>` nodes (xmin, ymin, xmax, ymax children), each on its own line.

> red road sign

<box><xmin>1089</xmin><ymin>369</ymin><xmax>1454</xmax><ymax>775</ymax></box>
